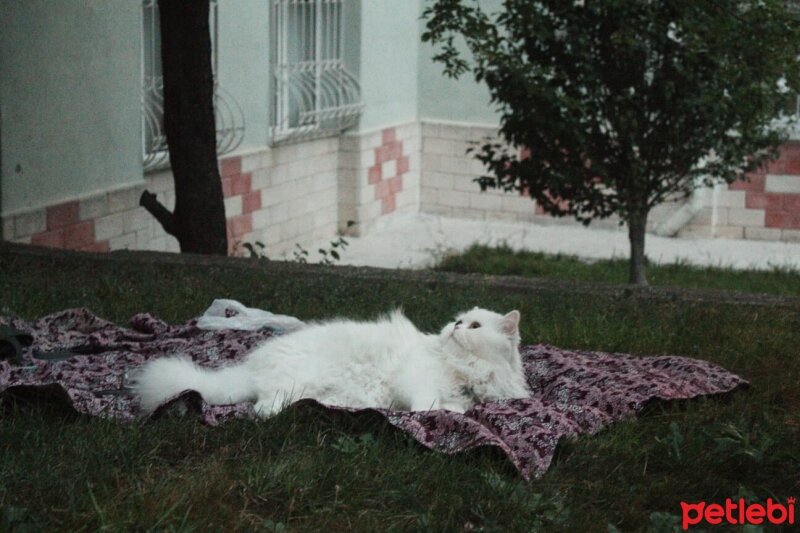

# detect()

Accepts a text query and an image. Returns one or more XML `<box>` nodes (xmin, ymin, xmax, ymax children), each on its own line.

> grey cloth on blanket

<box><xmin>0</xmin><ymin>303</ymin><xmax>747</xmax><ymax>479</ymax></box>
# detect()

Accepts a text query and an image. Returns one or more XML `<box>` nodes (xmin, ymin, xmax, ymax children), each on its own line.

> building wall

<box><xmin>418</xmin><ymin>122</ymin><xmax>535</xmax><ymax>221</ymax></box>
<box><xmin>2</xmin><ymin>0</ymin><xmax>798</xmax><ymax>253</ymax></box>
<box><xmin>0</xmin><ymin>0</ymin><xmax>142</xmax><ymax>215</ymax></box>
<box><xmin>416</xmin><ymin>0</ymin><xmax>501</xmax><ymax>127</ymax></box>
<box><xmin>239</xmin><ymin>138</ymin><xmax>340</xmax><ymax>257</ymax></box>
<box><xmin>413</xmin><ymin>120</ymin><xmax>800</xmax><ymax>241</ymax></box>
<box><xmin>415</xmin><ymin>121</ymin><xmax>629</xmax><ymax>232</ymax></box>
<box><xmin>357</xmin><ymin>0</ymin><xmax>420</xmax><ymax>131</ymax></box>
<box><xmin>678</xmin><ymin>143</ymin><xmax>800</xmax><ymax>242</ymax></box>
<box><xmin>416</xmin><ymin>33</ymin><xmax>497</xmax><ymax>126</ymax></box>
<box><xmin>339</xmin><ymin>123</ymin><xmax>420</xmax><ymax>235</ymax></box>
<box><xmin>216</xmin><ymin>0</ymin><xmax>271</xmax><ymax>149</ymax></box>
<box><xmin>4</xmin><ymin>117</ymin><xmax>800</xmax><ymax>254</ymax></box>
<box><xmin>354</xmin><ymin>0</ymin><xmax>503</xmax><ymax>131</ymax></box>
<box><xmin>2</xmin><ymin>137</ymin><xmax>341</xmax><ymax>258</ymax></box>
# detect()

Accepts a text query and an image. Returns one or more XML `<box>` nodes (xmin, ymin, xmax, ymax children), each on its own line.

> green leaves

<box><xmin>331</xmin><ymin>433</ymin><xmax>378</xmax><ymax>455</ymax></box>
<box><xmin>422</xmin><ymin>0</ymin><xmax>800</xmax><ymax>282</ymax></box>
<box><xmin>655</xmin><ymin>421</ymin><xmax>684</xmax><ymax>462</ymax></box>
<box><xmin>422</xmin><ymin>0</ymin><xmax>800</xmax><ymax>206</ymax></box>
<box><xmin>710</xmin><ymin>422</ymin><xmax>775</xmax><ymax>465</ymax></box>
<box><xmin>1</xmin><ymin>507</ymin><xmax>37</xmax><ymax>533</ymax></box>
<box><xmin>242</xmin><ymin>240</ymin><xmax>268</xmax><ymax>260</ymax></box>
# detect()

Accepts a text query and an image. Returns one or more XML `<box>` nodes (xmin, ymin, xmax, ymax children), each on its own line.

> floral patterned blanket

<box><xmin>0</xmin><ymin>307</ymin><xmax>747</xmax><ymax>479</ymax></box>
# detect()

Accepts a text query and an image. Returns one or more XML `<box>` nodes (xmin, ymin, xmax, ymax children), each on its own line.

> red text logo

<box><xmin>680</xmin><ymin>497</ymin><xmax>795</xmax><ymax>530</ymax></box>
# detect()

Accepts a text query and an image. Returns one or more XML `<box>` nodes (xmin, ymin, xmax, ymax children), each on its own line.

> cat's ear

<box><xmin>501</xmin><ymin>310</ymin><xmax>520</xmax><ymax>336</ymax></box>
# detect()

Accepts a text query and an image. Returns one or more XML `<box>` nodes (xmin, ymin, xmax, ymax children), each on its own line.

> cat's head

<box><xmin>439</xmin><ymin>307</ymin><xmax>521</xmax><ymax>365</ymax></box>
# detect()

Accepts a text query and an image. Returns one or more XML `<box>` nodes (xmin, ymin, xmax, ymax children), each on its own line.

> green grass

<box><xmin>1</xmin><ymin>247</ymin><xmax>799</xmax><ymax>532</ymax></box>
<box><xmin>436</xmin><ymin>243</ymin><xmax>800</xmax><ymax>296</ymax></box>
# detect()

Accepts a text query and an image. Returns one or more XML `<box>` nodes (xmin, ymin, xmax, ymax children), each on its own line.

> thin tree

<box><xmin>423</xmin><ymin>0</ymin><xmax>800</xmax><ymax>284</ymax></box>
<box><xmin>140</xmin><ymin>0</ymin><xmax>228</xmax><ymax>255</ymax></box>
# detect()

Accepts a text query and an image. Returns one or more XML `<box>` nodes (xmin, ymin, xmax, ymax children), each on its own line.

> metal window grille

<box><xmin>141</xmin><ymin>0</ymin><xmax>245</xmax><ymax>171</ymax></box>
<box><xmin>269</xmin><ymin>0</ymin><xmax>363</xmax><ymax>145</ymax></box>
<box><xmin>782</xmin><ymin>2</ymin><xmax>800</xmax><ymax>119</ymax></box>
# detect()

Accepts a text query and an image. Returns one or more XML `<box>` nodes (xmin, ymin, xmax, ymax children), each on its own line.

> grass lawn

<box><xmin>1</xmin><ymin>245</ymin><xmax>799</xmax><ymax>532</ymax></box>
<box><xmin>436</xmin><ymin>243</ymin><xmax>800</xmax><ymax>297</ymax></box>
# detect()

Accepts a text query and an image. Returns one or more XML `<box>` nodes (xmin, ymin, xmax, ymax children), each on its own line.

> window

<box><xmin>140</xmin><ymin>0</ymin><xmax>244</xmax><ymax>171</ymax></box>
<box><xmin>270</xmin><ymin>0</ymin><xmax>363</xmax><ymax>144</ymax></box>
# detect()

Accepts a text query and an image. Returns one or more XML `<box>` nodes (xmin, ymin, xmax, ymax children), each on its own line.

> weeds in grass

<box><xmin>655</xmin><ymin>421</ymin><xmax>684</xmax><ymax>461</ymax></box>
<box><xmin>242</xmin><ymin>222</ymin><xmax>356</xmax><ymax>265</ymax></box>
<box><xmin>291</xmin><ymin>242</ymin><xmax>310</xmax><ymax>264</ymax></box>
<box><xmin>242</xmin><ymin>240</ymin><xmax>269</xmax><ymax>260</ymax></box>
<box><xmin>1</xmin><ymin>506</ymin><xmax>36</xmax><ymax>533</ymax></box>
<box><xmin>710</xmin><ymin>423</ymin><xmax>774</xmax><ymax>464</ymax></box>
<box><xmin>331</xmin><ymin>433</ymin><xmax>378</xmax><ymax>455</ymax></box>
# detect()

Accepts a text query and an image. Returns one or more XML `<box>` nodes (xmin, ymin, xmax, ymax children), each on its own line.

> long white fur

<box><xmin>133</xmin><ymin>307</ymin><xmax>530</xmax><ymax>417</ymax></box>
<box><xmin>134</xmin><ymin>357</ymin><xmax>255</xmax><ymax>412</ymax></box>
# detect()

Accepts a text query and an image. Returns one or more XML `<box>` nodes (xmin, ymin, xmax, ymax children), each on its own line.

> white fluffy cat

<box><xmin>133</xmin><ymin>307</ymin><xmax>530</xmax><ymax>417</ymax></box>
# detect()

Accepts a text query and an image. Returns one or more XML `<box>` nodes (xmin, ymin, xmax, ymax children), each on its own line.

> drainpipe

<box><xmin>709</xmin><ymin>181</ymin><xmax>725</xmax><ymax>238</ymax></box>
<box><xmin>651</xmin><ymin>177</ymin><xmax>707</xmax><ymax>237</ymax></box>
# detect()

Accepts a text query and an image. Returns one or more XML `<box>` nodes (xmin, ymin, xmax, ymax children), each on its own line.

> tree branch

<box><xmin>139</xmin><ymin>190</ymin><xmax>179</xmax><ymax>237</ymax></box>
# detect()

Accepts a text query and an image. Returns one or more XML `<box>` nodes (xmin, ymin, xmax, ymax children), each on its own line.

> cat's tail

<box><xmin>132</xmin><ymin>356</ymin><xmax>255</xmax><ymax>413</ymax></box>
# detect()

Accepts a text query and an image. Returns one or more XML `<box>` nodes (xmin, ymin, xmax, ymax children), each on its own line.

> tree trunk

<box><xmin>627</xmin><ymin>209</ymin><xmax>649</xmax><ymax>286</ymax></box>
<box><xmin>140</xmin><ymin>0</ymin><xmax>228</xmax><ymax>255</ymax></box>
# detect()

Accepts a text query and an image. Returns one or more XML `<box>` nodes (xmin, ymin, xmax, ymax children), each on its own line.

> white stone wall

<box><xmin>1</xmin><ymin>178</ymin><xmax>179</xmax><ymax>254</ymax></box>
<box><xmin>5</xmin><ymin>119</ymin><xmax>797</xmax><ymax>254</ymax></box>
<box><xmin>416</xmin><ymin>121</ymin><xmax>628</xmax><ymax>232</ymax></box>
<box><xmin>339</xmin><ymin>123</ymin><xmax>421</xmax><ymax>236</ymax></box>
<box><xmin>241</xmin><ymin>138</ymin><xmax>340</xmax><ymax>258</ymax></box>
<box><xmin>419</xmin><ymin>122</ymin><xmax>537</xmax><ymax>222</ymax></box>
<box><xmin>417</xmin><ymin>121</ymin><xmax>800</xmax><ymax>242</ymax></box>
<box><xmin>1</xmin><ymin>138</ymin><xmax>341</xmax><ymax>258</ymax></box>
<box><xmin>677</xmin><ymin>177</ymin><xmax>800</xmax><ymax>242</ymax></box>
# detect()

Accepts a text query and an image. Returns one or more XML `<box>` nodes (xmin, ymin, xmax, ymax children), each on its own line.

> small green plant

<box><xmin>317</xmin><ymin>235</ymin><xmax>348</xmax><ymax>266</ymax></box>
<box><xmin>710</xmin><ymin>423</ymin><xmax>774</xmax><ymax>464</ymax></box>
<box><xmin>293</xmin><ymin>220</ymin><xmax>356</xmax><ymax>265</ymax></box>
<box><xmin>331</xmin><ymin>433</ymin><xmax>377</xmax><ymax>455</ymax></box>
<box><xmin>478</xmin><ymin>471</ymin><xmax>570</xmax><ymax>529</ymax></box>
<box><xmin>2</xmin><ymin>506</ymin><xmax>37</xmax><ymax>533</ymax></box>
<box><xmin>291</xmin><ymin>243</ymin><xmax>310</xmax><ymax>264</ymax></box>
<box><xmin>262</xmin><ymin>519</ymin><xmax>286</xmax><ymax>532</ymax></box>
<box><xmin>240</xmin><ymin>221</ymin><xmax>356</xmax><ymax>264</ymax></box>
<box><xmin>645</xmin><ymin>512</ymin><xmax>684</xmax><ymax>533</ymax></box>
<box><xmin>612</xmin><ymin>512</ymin><xmax>687</xmax><ymax>533</ymax></box>
<box><xmin>242</xmin><ymin>241</ymin><xmax>268</xmax><ymax>260</ymax></box>
<box><xmin>655</xmin><ymin>421</ymin><xmax>684</xmax><ymax>461</ymax></box>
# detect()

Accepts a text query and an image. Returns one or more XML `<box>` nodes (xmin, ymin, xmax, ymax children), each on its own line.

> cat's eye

<box><xmin>469</xmin><ymin>321</ymin><xmax>481</xmax><ymax>329</ymax></box>
<box><xmin>455</xmin><ymin>320</ymin><xmax>463</xmax><ymax>326</ymax></box>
